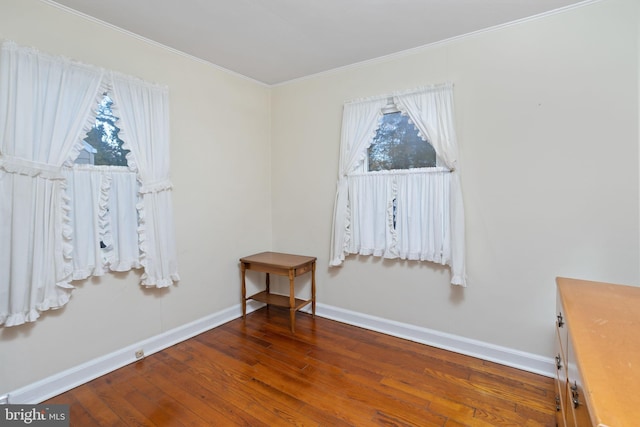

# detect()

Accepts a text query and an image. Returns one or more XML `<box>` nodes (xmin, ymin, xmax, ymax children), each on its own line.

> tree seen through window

<box><xmin>76</xmin><ymin>93</ymin><xmax>129</xmax><ymax>166</ymax></box>
<box><xmin>368</xmin><ymin>111</ymin><xmax>436</xmax><ymax>171</ymax></box>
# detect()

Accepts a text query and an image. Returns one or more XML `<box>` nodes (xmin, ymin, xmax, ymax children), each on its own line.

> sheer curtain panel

<box><xmin>62</xmin><ymin>166</ymin><xmax>141</xmax><ymax>279</ymax></box>
<box><xmin>0</xmin><ymin>42</ymin><xmax>105</xmax><ymax>326</ymax></box>
<box><xmin>0</xmin><ymin>42</ymin><xmax>179</xmax><ymax>327</ymax></box>
<box><xmin>110</xmin><ymin>73</ymin><xmax>179</xmax><ymax>287</ymax></box>
<box><xmin>104</xmin><ymin>168</ymin><xmax>142</xmax><ymax>273</ymax></box>
<box><xmin>396</xmin><ymin>84</ymin><xmax>466</xmax><ymax>285</ymax></box>
<box><xmin>330</xmin><ymin>84</ymin><xmax>466</xmax><ymax>286</ymax></box>
<box><xmin>62</xmin><ymin>167</ymin><xmax>109</xmax><ymax>280</ymax></box>
<box><xmin>330</xmin><ymin>97</ymin><xmax>388</xmax><ymax>266</ymax></box>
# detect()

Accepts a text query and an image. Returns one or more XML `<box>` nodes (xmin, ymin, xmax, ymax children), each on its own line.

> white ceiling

<box><xmin>49</xmin><ymin>0</ymin><xmax>590</xmax><ymax>85</ymax></box>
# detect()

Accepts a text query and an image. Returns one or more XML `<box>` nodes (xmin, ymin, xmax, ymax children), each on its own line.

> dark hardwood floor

<box><xmin>45</xmin><ymin>307</ymin><xmax>556</xmax><ymax>426</ymax></box>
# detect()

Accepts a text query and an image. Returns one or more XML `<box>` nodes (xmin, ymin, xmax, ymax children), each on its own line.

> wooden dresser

<box><xmin>555</xmin><ymin>277</ymin><xmax>640</xmax><ymax>427</ymax></box>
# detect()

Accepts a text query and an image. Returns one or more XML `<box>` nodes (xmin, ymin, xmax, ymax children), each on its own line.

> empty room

<box><xmin>1</xmin><ymin>0</ymin><xmax>638</xmax><ymax>425</ymax></box>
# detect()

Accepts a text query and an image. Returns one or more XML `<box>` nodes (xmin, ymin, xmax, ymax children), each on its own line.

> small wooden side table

<box><xmin>240</xmin><ymin>251</ymin><xmax>316</xmax><ymax>333</ymax></box>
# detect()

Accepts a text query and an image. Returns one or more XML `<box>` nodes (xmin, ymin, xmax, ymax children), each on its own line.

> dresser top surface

<box><xmin>557</xmin><ymin>277</ymin><xmax>640</xmax><ymax>427</ymax></box>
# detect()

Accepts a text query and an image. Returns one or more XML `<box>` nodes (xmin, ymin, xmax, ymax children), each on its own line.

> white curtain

<box><xmin>394</xmin><ymin>169</ymin><xmax>451</xmax><ymax>263</ymax></box>
<box><xmin>0</xmin><ymin>41</ymin><xmax>105</xmax><ymax>326</ymax></box>
<box><xmin>396</xmin><ymin>84</ymin><xmax>466</xmax><ymax>285</ymax></box>
<box><xmin>330</xmin><ymin>83</ymin><xmax>466</xmax><ymax>286</ymax></box>
<box><xmin>104</xmin><ymin>168</ymin><xmax>141</xmax><ymax>272</ymax></box>
<box><xmin>330</xmin><ymin>97</ymin><xmax>387</xmax><ymax>266</ymax></box>
<box><xmin>63</xmin><ymin>167</ymin><xmax>108</xmax><ymax>280</ymax></box>
<box><xmin>110</xmin><ymin>73</ymin><xmax>179</xmax><ymax>287</ymax></box>
<box><xmin>347</xmin><ymin>172</ymin><xmax>397</xmax><ymax>258</ymax></box>
<box><xmin>0</xmin><ymin>42</ymin><xmax>179</xmax><ymax>327</ymax></box>
<box><xmin>63</xmin><ymin>166</ymin><xmax>140</xmax><ymax>279</ymax></box>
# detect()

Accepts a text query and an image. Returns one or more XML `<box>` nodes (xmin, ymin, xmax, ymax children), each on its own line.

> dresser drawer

<box><xmin>555</xmin><ymin>292</ymin><xmax>569</xmax><ymax>427</ymax></box>
<box><xmin>565</xmin><ymin>332</ymin><xmax>592</xmax><ymax>427</ymax></box>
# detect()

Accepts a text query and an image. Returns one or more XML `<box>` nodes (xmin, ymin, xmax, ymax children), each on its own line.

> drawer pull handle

<box><xmin>557</xmin><ymin>312</ymin><xmax>564</xmax><ymax>327</ymax></box>
<box><xmin>571</xmin><ymin>381</ymin><xmax>580</xmax><ymax>408</ymax></box>
<box><xmin>555</xmin><ymin>354</ymin><xmax>562</xmax><ymax>370</ymax></box>
<box><xmin>572</xmin><ymin>397</ymin><xmax>580</xmax><ymax>408</ymax></box>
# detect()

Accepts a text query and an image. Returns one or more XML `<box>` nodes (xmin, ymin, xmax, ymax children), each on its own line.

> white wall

<box><xmin>270</xmin><ymin>0</ymin><xmax>639</xmax><ymax>357</ymax></box>
<box><xmin>0</xmin><ymin>0</ymin><xmax>272</xmax><ymax>395</ymax></box>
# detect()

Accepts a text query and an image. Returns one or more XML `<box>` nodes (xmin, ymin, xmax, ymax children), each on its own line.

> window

<box><xmin>330</xmin><ymin>84</ymin><xmax>466</xmax><ymax>286</ymax></box>
<box><xmin>67</xmin><ymin>93</ymin><xmax>140</xmax><ymax>279</ymax></box>
<box><xmin>367</xmin><ymin>103</ymin><xmax>439</xmax><ymax>230</ymax></box>
<box><xmin>76</xmin><ymin>93</ymin><xmax>129</xmax><ymax>167</ymax></box>
<box><xmin>368</xmin><ymin>110</ymin><xmax>436</xmax><ymax>171</ymax></box>
<box><xmin>0</xmin><ymin>41</ymin><xmax>179</xmax><ymax>327</ymax></box>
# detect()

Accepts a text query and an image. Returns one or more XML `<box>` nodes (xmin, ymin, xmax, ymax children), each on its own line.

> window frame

<box><xmin>366</xmin><ymin>107</ymin><xmax>438</xmax><ymax>173</ymax></box>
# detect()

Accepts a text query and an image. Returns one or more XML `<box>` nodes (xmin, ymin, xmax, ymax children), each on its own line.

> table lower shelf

<box><xmin>247</xmin><ymin>291</ymin><xmax>312</xmax><ymax>311</ymax></box>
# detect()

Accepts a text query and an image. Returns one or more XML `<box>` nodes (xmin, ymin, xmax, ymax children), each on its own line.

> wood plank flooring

<box><xmin>44</xmin><ymin>307</ymin><xmax>556</xmax><ymax>426</ymax></box>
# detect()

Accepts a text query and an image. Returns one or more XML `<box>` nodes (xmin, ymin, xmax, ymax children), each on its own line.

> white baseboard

<box><xmin>311</xmin><ymin>303</ymin><xmax>555</xmax><ymax>378</ymax></box>
<box><xmin>6</xmin><ymin>301</ymin><xmax>554</xmax><ymax>404</ymax></box>
<box><xmin>6</xmin><ymin>301</ymin><xmax>264</xmax><ymax>404</ymax></box>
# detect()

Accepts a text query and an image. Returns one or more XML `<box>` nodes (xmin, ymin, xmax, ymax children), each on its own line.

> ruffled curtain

<box><xmin>104</xmin><ymin>167</ymin><xmax>141</xmax><ymax>272</ymax></box>
<box><xmin>110</xmin><ymin>72</ymin><xmax>179</xmax><ymax>287</ymax></box>
<box><xmin>347</xmin><ymin>172</ymin><xmax>397</xmax><ymax>258</ymax></box>
<box><xmin>329</xmin><ymin>83</ymin><xmax>466</xmax><ymax>286</ymax></box>
<box><xmin>63</xmin><ymin>166</ymin><xmax>140</xmax><ymax>279</ymax></box>
<box><xmin>394</xmin><ymin>169</ymin><xmax>451</xmax><ymax>263</ymax></box>
<box><xmin>0</xmin><ymin>42</ymin><xmax>179</xmax><ymax>327</ymax></box>
<box><xmin>330</xmin><ymin>97</ymin><xmax>387</xmax><ymax>266</ymax></box>
<box><xmin>0</xmin><ymin>41</ymin><xmax>105</xmax><ymax>326</ymax></box>
<box><xmin>396</xmin><ymin>84</ymin><xmax>466</xmax><ymax>285</ymax></box>
<box><xmin>63</xmin><ymin>167</ymin><xmax>109</xmax><ymax>280</ymax></box>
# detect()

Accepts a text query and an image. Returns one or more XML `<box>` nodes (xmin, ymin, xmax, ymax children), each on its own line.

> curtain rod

<box><xmin>344</xmin><ymin>82</ymin><xmax>453</xmax><ymax>105</ymax></box>
<box><xmin>349</xmin><ymin>166</ymin><xmax>453</xmax><ymax>177</ymax></box>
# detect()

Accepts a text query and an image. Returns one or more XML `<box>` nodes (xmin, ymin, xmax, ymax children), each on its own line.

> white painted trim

<box><xmin>307</xmin><ymin>303</ymin><xmax>555</xmax><ymax>378</ymax></box>
<box><xmin>273</xmin><ymin>0</ymin><xmax>603</xmax><ymax>87</ymax></box>
<box><xmin>6</xmin><ymin>302</ymin><xmax>263</xmax><ymax>404</ymax></box>
<box><xmin>7</xmin><ymin>300</ymin><xmax>552</xmax><ymax>404</ymax></box>
<box><xmin>41</xmin><ymin>0</ymin><xmax>600</xmax><ymax>88</ymax></box>
<box><xmin>38</xmin><ymin>0</ymin><xmax>269</xmax><ymax>87</ymax></box>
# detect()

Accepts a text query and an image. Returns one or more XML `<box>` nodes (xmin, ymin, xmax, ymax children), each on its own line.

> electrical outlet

<box><xmin>0</xmin><ymin>394</ymin><xmax>9</xmax><ymax>404</ymax></box>
<box><xmin>135</xmin><ymin>349</ymin><xmax>144</xmax><ymax>359</ymax></box>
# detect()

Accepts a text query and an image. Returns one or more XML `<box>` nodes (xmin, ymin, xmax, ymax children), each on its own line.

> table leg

<box><xmin>265</xmin><ymin>273</ymin><xmax>270</xmax><ymax>293</ymax></box>
<box><xmin>289</xmin><ymin>269</ymin><xmax>295</xmax><ymax>333</ymax></box>
<box><xmin>241</xmin><ymin>262</ymin><xmax>247</xmax><ymax>319</ymax></box>
<box><xmin>311</xmin><ymin>261</ymin><xmax>316</xmax><ymax>317</ymax></box>
<box><xmin>264</xmin><ymin>273</ymin><xmax>270</xmax><ymax>312</ymax></box>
